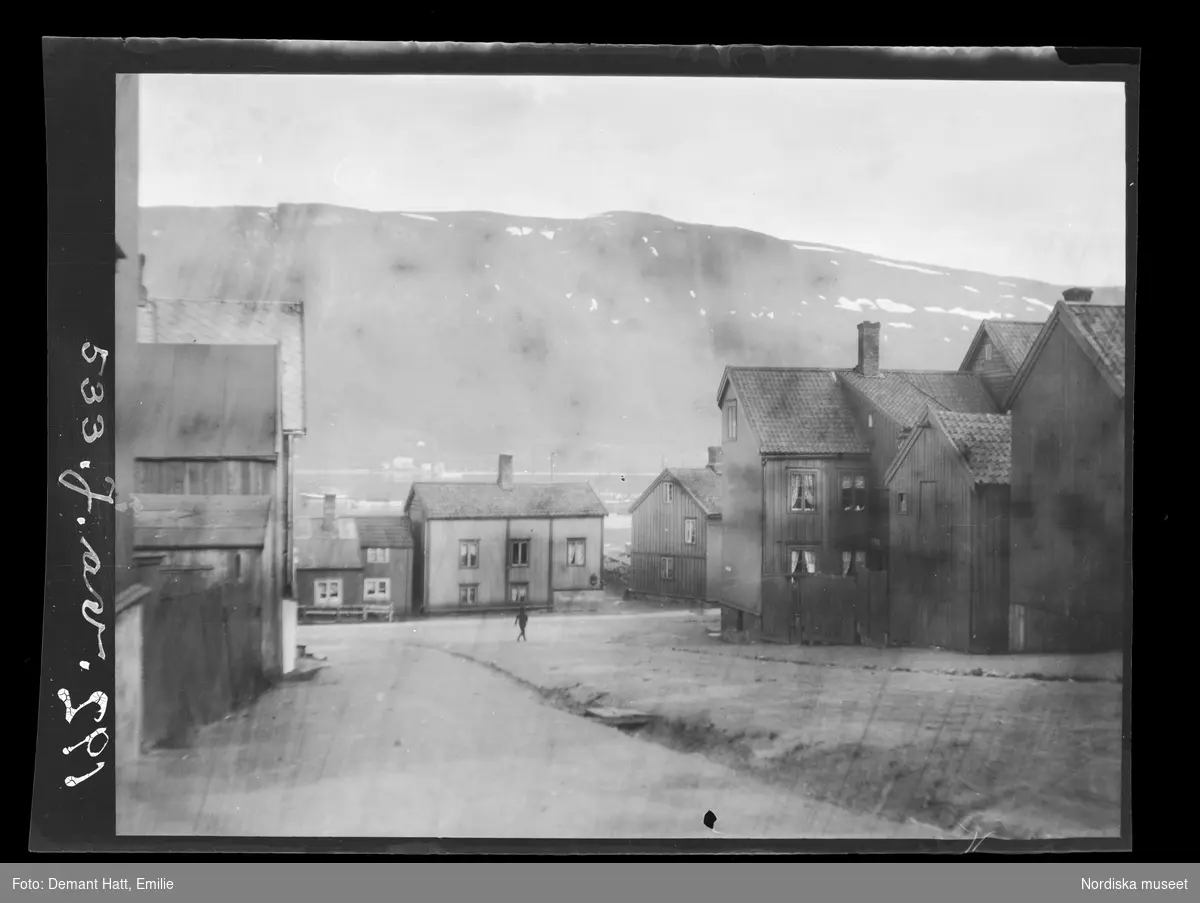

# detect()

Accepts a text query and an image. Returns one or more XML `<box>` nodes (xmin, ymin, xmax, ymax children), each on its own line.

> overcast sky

<box><xmin>140</xmin><ymin>74</ymin><xmax>1126</xmax><ymax>286</ymax></box>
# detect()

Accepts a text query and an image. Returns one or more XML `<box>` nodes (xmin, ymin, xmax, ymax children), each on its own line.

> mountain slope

<box><xmin>140</xmin><ymin>204</ymin><xmax>1124</xmax><ymax>473</ymax></box>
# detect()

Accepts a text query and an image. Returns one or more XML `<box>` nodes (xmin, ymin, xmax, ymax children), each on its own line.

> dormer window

<box><xmin>868</xmin><ymin>413</ymin><xmax>874</xmax><ymax>429</ymax></box>
<box><xmin>984</xmin><ymin>343</ymin><xmax>994</xmax><ymax>362</ymax></box>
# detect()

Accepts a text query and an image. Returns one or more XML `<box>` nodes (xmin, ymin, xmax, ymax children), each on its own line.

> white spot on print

<box><xmin>589</xmin><ymin>299</ymin><xmax>598</xmax><ymax>312</ymax></box>
<box><xmin>689</xmin><ymin>290</ymin><xmax>696</xmax><ymax>298</ymax></box>
<box><xmin>642</xmin><ymin>236</ymin><xmax>648</xmax><ymax>243</ymax></box>
<box><xmin>790</xmin><ymin>243</ymin><xmax>840</xmax><ymax>253</ymax></box>
<box><xmin>644</xmin><ymin>297</ymin><xmax>651</xmax><ymax>304</ymax></box>
<box><xmin>962</xmin><ymin>285</ymin><xmax>980</xmax><ymax>293</ymax></box>
<box><xmin>80</xmin><ymin>661</ymin><xmax>89</xmax><ymax>670</ymax></box>
<box><xmin>401</xmin><ymin>213</ymin><xmax>439</xmax><ymax>222</ymax></box>
<box><xmin>540</xmin><ymin>230</ymin><xmax>555</xmax><ymax>240</ymax></box>
<box><xmin>650</xmin><ymin>247</ymin><xmax>659</xmax><ymax>257</ymax></box>
<box><xmin>611</xmin><ymin>319</ymin><xmax>621</xmax><ymax>325</ymax></box>
<box><xmin>767</xmin><ymin>312</ymin><xmax>774</xmax><ymax>319</ymax></box>
<box><xmin>699</xmin><ymin>309</ymin><xmax>706</xmax><ymax>317</ymax></box>
<box><xmin>943</xmin><ymin>337</ymin><xmax>952</xmax><ymax>342</ymax></box>
<box><xmin>80</xmin><ymin>461</ymin><xmax>91</xmax><ymax>469</ymax></box>
<box><xmin>77</xmin><ymin>517</ymin><xmax>86</xmax><ymax>525</ymax></box>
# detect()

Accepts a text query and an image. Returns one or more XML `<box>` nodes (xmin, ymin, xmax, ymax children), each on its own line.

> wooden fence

<box><xmin>141</xmin><ymin>566</ymin><xmax>267</xmax><ymax>749</ymax></box>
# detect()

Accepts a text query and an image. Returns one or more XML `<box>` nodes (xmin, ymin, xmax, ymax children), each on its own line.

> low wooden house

<box><xmin>405</xmin><ymin>454</ymin><xmax>608</xmax><ymax>614</ymax></box>
<box><xmin>885</xmin><ymin>409</ymin><xmax>1012</xmax><ymax>653</ymax></box>
<box><xmin>354</xmin><ymin>515</ymin><xmax>415</xmax><ymax>619</ymax></box>
<box><xmin>1005</xmin><ymin>291</ymin><xmax>1127</xmax><ymax>652</ymax></box>
<box><xmin>138</xmin><ymin>295</ymin><xmax>306</xmax><ymax>595</ymax></box>
<box><xmin>294</xmin><ymin>495</ymin><xmax>367</xmax><ymax>620</ymax></box>
<box><xmin>628</xmin><ymin>447</ymin><xmax>723</xmax><ymax>603</ymax></box>
<box><xmin>959</xmin><ymin>319</ymin><xmax>1046</xmax><ymax>409</ymax></box>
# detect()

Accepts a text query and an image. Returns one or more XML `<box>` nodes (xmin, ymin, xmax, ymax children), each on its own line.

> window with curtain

<box><xmin>841</xmin><ymin>551</ymin><xmax>867</xmax><ymax>576</ymax></box>
<box><xmin>841</xmin><ymin>473</ymin><xmax>868</xmax><ymax>511</ymax></box>
<box><xmin>789</xmin><ymin>472</ymin><xmax>817</xmax><ymax>512</ymax></box>
<box><xmin>789</xmin><ymin>549</ymin><xmax>817</xmax><ymax>577</ymax></box>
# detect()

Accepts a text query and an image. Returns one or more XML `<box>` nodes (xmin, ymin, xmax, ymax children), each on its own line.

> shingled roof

<box><xmin>405</xmin><ymin>482</ymin><xmax>608</xmax><ymax>520</ymax></box>
<box><xmin>629</xmin><ymin>467</ymin><xmax>722</xmax><ymax>516</ymax></box>
<box><xmin>837</xmin><ymin>369</ymin><xmax>999</xmax><ymax>428</ymax></box>
<box><xmin>960</xmin><ymin>320</ymin><xmax>1045</xmax><ymax>373</ymax></box>
<box><xmin>354</xmin><ymin>516</ymin><xmax>414</xmax><ymax>549</ymax></box>
<box><xmin>718</xmin><ymin>368</ymin><xmax>870</xmax><ymax>456</ymax></box>
<box><xmin>886</xmin><ymin>410</ymin><xmax>1012</xmax><ymax>487</ymax></box>
<box><xmin>1005</xmin><ymin>301</ymin><xmax>1126</xmax><ymax>407</ymax></box>
<box><xmin>138</xmin><ymin>297</ymin><xmax>306</xmax><ymax>434</ymax></box>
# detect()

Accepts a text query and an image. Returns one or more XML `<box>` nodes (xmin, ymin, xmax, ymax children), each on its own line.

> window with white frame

<box><xmin>366</xmin><ymin>547</ymin><xmax>391</xmax><ymax>564</ymax></box>
<box><xmin>726</xmin><ymin>400</ymin><xmax>738</xmax><ymax>441</ymax></box>
<box><xmin>510</xmin><ymin>583</ymin><xmax>528</xmax><ymax>604</ymax></box>
<box><xmin>789</xmin><ymin>471</ymin><xmax>817</xmax><ymax>513</ymax></box>
<box><xmin>664</xmin><ymin>481</ymin><xmax>674</xmax><ymax>503</ymax></box>
<box><xmin>459</xmin><ymin>540</ymin><xmax>479</xmax><ymax>568</ymax></box>
<box><xmin>660</xmin><ymin>556</ymin><xmax>675</xmax><ymax>580</ymax></box>
<box><xmin>510</xmin><ymin>539</ymin><xmax>530</xmax><ymax>567</ymax></box>
<box><xmin>364</xmin><ymin>578</ymin><xmax>391</xmax><ymax>601</ymax></box>
<box><xmin>984</xmin><ymin>343</ymin><xmax>994</xmax><ymax>362</ymax></box>
<box><xmin>315</xmin><ymin>579</ymin><xmax>342</xmax><ymax>607</ymax></box>
<box><xmin>458</xmin><ymin>584</ymin><xmax>478</xmax><ymax>605</ymax></box>
<box><xmin>684</xmin><ymin>518</ymin><xmax>697</xmax><ymax>545</ymax></box>
<box><xmin>567</xmin><ymin>538</ymin><xmax>586</xmax><ymax>567</ymax></box>
<box><xmin>788</xmin><ymin>548</ymin><xmax>818</xmax><ymax>578</ymax></box>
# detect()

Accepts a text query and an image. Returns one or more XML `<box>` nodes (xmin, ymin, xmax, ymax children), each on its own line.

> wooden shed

<box><xmin>885</xmin><ymin>409</ymin><xmax>1012</xmax><ymax>654</ymax></box>
<box><xmin>628</xmin><ymin>448</ymin><xmax>722</xmax><ymax>604</ymax></box>
<box><xmin>294</xmin><ymin>497</ymin><xmax>365</xmax><ymax>620</ymax></box>
<box><xmin>1005</xmin><ymin>295</ymin><xmax>1127</xmax><ymax>653</ymax></box>
<box><xmin>354</xmin><ymin>515</ymin><xmax>415</xmax><ymax>619</ymax></box>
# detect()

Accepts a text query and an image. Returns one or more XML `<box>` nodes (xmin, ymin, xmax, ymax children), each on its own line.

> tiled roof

<box><xmin>1066</xmin><ymin>303</ymin><xmax>1126</xmax><ymax>396</ymax></box>
<box><xmin>133</xmin><ymin>494</ymin><xmax>272</xmax><ymax>549</ymax></box>
<box><xmin>983</xmin><ymin>321</ymin><xmax>1044</xmax><ymax>372</ymax></box>
<box><xmin>934</xmin><ymin>411</ymin><xmax>1012</xmax><ymax>485</ymax></box>
<box><xmin>721</xmin><ymin>368</ymin><xmax>870</xmax><ymax>456</ymax></box>
<box><xmin>838</xmin><ymin>369</ymin><xmax>998</xmax><ymax>428</ymax></box>
<box><xmin>294</xmin><ymin>516</ymin><xmax>363</xmax><ymax>570</ymax></box>
<box><xmin>406</xmin><ymin>482</ymin><xmax>608</xmax><ymax>520</ymax></box>
<box><xmin>138</xmin><ymin>297</ymin><xmax>306</xmax><ymax>433</ymax></box>
<box><xmin>630</xmin><ymin>467</ymin><xmax>722</xmax><ymax>516</ymax></box>
<box><xmin>355</xmin><ymin>516</ymin><xmax>414</xmax><ymax>549</ymax></box>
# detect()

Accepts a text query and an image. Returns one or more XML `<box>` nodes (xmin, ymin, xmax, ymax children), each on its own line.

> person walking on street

<box><xmin>515</xmin><ymin>605</ymin><xmax>528</xmax><ymax>642</ymax></box>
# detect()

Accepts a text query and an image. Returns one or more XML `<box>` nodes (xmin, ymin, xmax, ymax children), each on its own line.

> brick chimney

<box><xmin>707</xmin><ymin>446</ymin><xmax>723</xmax><ymax>474</ymax></box>
<box><xmin>322</xmin><ymin>494</ymin><xmax>336</xmax><ymax>534</ymax></box>
<box><xmin>856</xmin><ymin>321</ymin><xmax>881</xmax><ymax>377</ymax></box>
<box><xmin>1063</xmin><ymin>287</ymin><xmax>1094</xmax><ymax>303</ymax></box>
<box><xmin>497</xmin><ymin>454</ymin><xmax>515</xmax><ymax>491</ymax></box>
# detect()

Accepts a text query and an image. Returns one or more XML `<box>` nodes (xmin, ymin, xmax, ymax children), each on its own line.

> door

<box><xmin>787</xmin><ymin>547</ymin><xmax>816</xmax><ymax>644</ymax></box>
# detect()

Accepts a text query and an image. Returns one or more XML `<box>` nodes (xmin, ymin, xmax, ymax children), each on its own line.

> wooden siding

<box><xmin>840</xmin><ymin>388</ymin><xmax>906</xmax><ymax>569</ymax></box>
<box><xmin>630</xmin><ymin>478</ymin><xmax>710</xmax><ymax>600</ymax></box>
<box><xmin>718</xmin><ymin>384</ymin><xmax>765</xmax><ymax>615</ymax></box>
<box><xmin>427</xmin><ymin>519</ymin><xmax>508</xmax><ymax>610</ymax></box>
<box><xmin>550</xmin><ymin>517</ymin><xmax>604</xmax><ymax>591</ymax></box>
<box><xmin>971</xmin><ymin>485</ymin><xmax>1011</xmax><ymax>653</ymax></box>
<box><xmin>1009</xmin><ymin>319</ymin><xmax>1125</xmax><ymax>652</ymax></box>
<box><xmin>965</xmin><ymin>337</ymin><xmax>1018</xmax><ymax>409</ymax></box>
<box><xmin>705</xmin><ymin>520</ymin><xmax>723</xmax><ymax>603</ymax></box>
<box><xmin>296</xmin><ymin>568</ymin><xmax>363</xmax><ymax>610</ymax></box>
<box><xmin>361</xmin><ymin>548</ymin><xmax>414</xmax><ymax>617</ymax></box>
<box><xmin>135</xmin><ymin>458</ymin><xmax>276</xmax><ymax>495</ymax></box>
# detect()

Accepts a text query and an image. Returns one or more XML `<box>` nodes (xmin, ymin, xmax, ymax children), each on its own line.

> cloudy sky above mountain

<box><xmin>140</xmin><ymin>74</ymin><xmax>1126</xmax><ymax>287</ymax></box>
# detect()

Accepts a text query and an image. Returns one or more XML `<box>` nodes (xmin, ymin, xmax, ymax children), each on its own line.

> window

<box><xmin>684</xmin><ymin>518</ymin><xmax>697</xmax><ymax>545</ymax></box>
<box><xmin>664</xmin><ymin>481</ymin><xmax>674</xmax><ymax>503</ymax></box>
<box><xmin>841</xmin><ymin>551</ymin><xmax>867</xmax><ymax>577</ymax></box>
<box><xmin>366</xmin><ymin>548</ymin><xmax>391</xmax><ymax>564</ymax></box>
<box><xmin>315</xmin><ymin>579</ymin><xmax>342</xmax><ymax>607</ymax></box>
<box><xmin>984</xmin><ymin>343</ymin><xmax>994</xmax><ymax>362</ymax></box>
<box><xmin>364</xmin><ymin>578</ymin><xmax>391</xmax><ymax>601</ymax></box>
<box><xmin>789</xmin><ymin>471</ymin><xmax>817</xmax><ymax>512</ymax></box>
<box><xmin>841</xmin><ymin>473</ymin><xmax>868</xmax><ymax>511</ymax></box>
<box><xmin>868</xmin><ymin>412</ymin><xmax>874</xmax><ymax>429</ymax></box>
<box><xmin>660</xmin><ymin>556</ymin><xmax>675</xmax><ymax>580</ymax></box>
<box><xmin>726</xmin><ymin>401</ymin><xmax>738</xmax><ymax>441</ymax></box>
<box><xmin>510</xmin><ymin>584</ymin><xmax>528</xmax><ymax>604</ymax></box>
<box><xmin>459</xmin><ymin>540</ymin><xmax>479</xmax><ymax>568</ymax></box>
<box><xmin>898</xmin><ymin>492</ymin><xmax>909</xmax><ymax>515</ymax></box>
<box><xmin>788</xmin><ymin>548</ymin><xmax>818</xmax><ymax>577</ymax></box>
<box><xmin>567</xmin><ymin>539</ymin><xmax>586</xmax><ymax>567</ymax></box>
<box><xmin>458</xmin><ymin>584</ymin><xmax>478</xmax><ymax>605</ymax></box>
<box><xmin>510</xmin><ymin>539</ymin><xmax>530</xmax><ymax>567</ymax></box>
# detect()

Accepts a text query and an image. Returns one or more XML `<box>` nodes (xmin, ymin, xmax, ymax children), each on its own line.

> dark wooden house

<box><xmin>885</xmin><ymin>409</ymin><xmax>1013</xmax><ymax>653</ymax></box>
<box><xmin>405</xmin><ymin>455</ymin><xmax>608</xmax><ymax>614</ymax></box>
<box><xmin>354</xmin><ymin>515</ymin><xmax>415</xmax><ymax>619</ymax></box>
<box><xmin>1005</xmin><ymin>293</ymin><xmax>1127</xmax><ymax>653</ymax></box>
<box><xmin>959</xmin><ymin>319</ymin><xmax>1046</xmax><ymax>409</ymax></box>
<box><xmin>138</xmin><ymin>296</ymin><xmax>306</xmax><ymax>595</ymax></box>
<box><xmin>294</xmin><ymin>495</ymin><xmax>366</xmax><ymax>620</ymax></box>
<box><xmin>628</xmin><ymin>447</ymin><xmax>723</xmax><ymax>603</ymax></box>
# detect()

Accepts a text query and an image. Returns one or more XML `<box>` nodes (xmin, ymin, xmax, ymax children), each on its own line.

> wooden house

<box><xmin>404</xmin><ymin>455</ymin><xmax>608</xmax><ymax>614</ymax></box>
<box><xmin>128</xmin><ymin>342</ymin><xmax>285</xmax><ymax>677</ymax></box>
<box><xmin>1005</xmin><ymin>292</ymin><xmax>1127</xmax><ymax>653</ymax></box>
<box><xmin>885</xmin><ymin>409</ymin><xmax>1012</xmax><ymax>653</ymax></box>
<box><xmin>138</xmin><ymin>295</ymin><xmax>306</xmax><ymax>595</ymax></box>
<box><xmin>628</xmin><ymin>447</ymin><xmax>723</xmax><ymax>603</ymax></box>
<box><xmin>836</xmin><ymin>322</ymin><xmax>1001</xmax><ymax>572</ymax></box>
<box><xmin>959</xmin><ymin>319</ymin><xmax>1046</xmax><ymax>409</ymax></box>
<box><xmin>294</xmin><ymin>495</ymin><xmax>367</xmax><ymax>620</ymax></box>
<box><xmin>354</xmin><ymin>515</ymin><xmax>415</xmax><ymax>619</ymax></box>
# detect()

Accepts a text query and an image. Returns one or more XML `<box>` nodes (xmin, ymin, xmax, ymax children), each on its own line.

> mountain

<box><xmin>140</xmin><ymin>204</ymin><xmax>1124</xmax><ymax>474</ymax></box>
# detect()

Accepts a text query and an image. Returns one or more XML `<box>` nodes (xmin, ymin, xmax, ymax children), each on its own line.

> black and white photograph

<box><xmin>108</xmin><ymin>59</ymin><xmax>1129</xmax><ymax>841</ymax></box>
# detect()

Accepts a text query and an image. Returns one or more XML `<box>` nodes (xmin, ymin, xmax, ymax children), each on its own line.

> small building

<box><xmin>885</xmin><ymin>409</ymin><xmax>1012</xmax><ymax>654</ymax></box>
<box><xmin>404</xmin><ymin>454</ymin><xmax>608</xmax><ymax>613</ymax></box>
<box><xmin>959</xmin><ymin>319</ymin><xmax>1046</xmax><ymax>409</ymax></box>
<box><xmin>628</xmin><ymin>447</ymin><xmax>723</xmax><ymax>604</ymax></box>
<box><xmin>1005</xmin><ymin>291</ymin><xmax>1127</xmax><ymax>653</ymax></box>
<box><xmin>354</xmin><ymin>515</ymin><xmax>415</xmax><ymax>619</ymax></box>
<box><xmin>294</xmin><ymin>495</ymin><xmax>366</xmax><ymax>620</ymax></box>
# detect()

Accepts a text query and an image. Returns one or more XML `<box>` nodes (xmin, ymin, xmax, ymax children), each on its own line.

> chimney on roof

<box><xmin>497</xmin><ymin>454</ymin><xmax>515</xmax><ymax>491</ymax></box>
<box><xmin>1063</xmin><ymin>287</ymin><xmax>1094</xmax><ymax>303</ymax></box>
<box><xmin>856</xmin><ymin>321</ymin><xmax>881</xmax><ymax>377</ymax></box>
<box><xmin>322</xmin><ymin>494</ymin><xmax>336</xmax><ymax>534</ymax></box>
<box><xmin>707</xmin><ymin>446</ymin><xmax>723</xmax><ymax>474</ymax></box>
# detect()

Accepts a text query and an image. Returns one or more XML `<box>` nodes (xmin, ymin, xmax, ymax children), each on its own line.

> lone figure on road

<box><xmin>514</xmin><ymin>605</ymin><xmax>528</xmax><ymax>642</ymax></box>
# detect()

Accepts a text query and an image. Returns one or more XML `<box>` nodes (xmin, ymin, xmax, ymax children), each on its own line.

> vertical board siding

<box><xmin>630</xmin><ymin>479</ymin><xmax>709</xmax><ymax>600</ymax></box>
<box><xmin>967</xmin><ymin>338</ymin><xmax>1018</xmax><ymax>408</ymax></box>
<box><xmin>1009</xmin><ymin>321</ymin><xmax>1125</xmax><ymax>652</ymax></box>
<box><xmin>840</xmin><ymin>389</ymin><xmax>905</xmax><ymax>570</ymax></box>
<box><xmin>718</xmin><ymin>387</ymin><xmax>764</xmax><ymax>615</ymax></box>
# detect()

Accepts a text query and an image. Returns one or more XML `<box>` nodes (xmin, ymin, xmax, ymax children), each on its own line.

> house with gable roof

<box><xmin>1005</xmin><ymin>289</ymin><xmax>1127</xmax><ymax>653</ymax></box>
<box><xmin>628</xmin><ymin>446</ymin><xmax>723</xmax><ymax>604</ymax></box>
<box><xmin>885</xmin><ymin>408</ymin><xmax>1013</xmax><ymax>653</ymax></box>
<box><xmin>959</xmin><ymin>319</ymin><xmax>1046</xmax><ymax>409</ymax></box>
